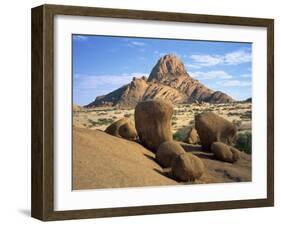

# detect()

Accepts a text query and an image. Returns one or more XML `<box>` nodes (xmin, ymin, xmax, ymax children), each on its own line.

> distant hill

<box><xmin>85</xmin><ymin>54</ymin><xmax>234</xmax><ymax>108</ymax></box>
<box><xmin>244</xmin><ymin>97</ymin><xmax>252</xmax><ymax>102</ymax></box>
<box><xmin>73</xmin><ymin>104</ymin><xmax>83</xmax><ymax>111</ymax></box>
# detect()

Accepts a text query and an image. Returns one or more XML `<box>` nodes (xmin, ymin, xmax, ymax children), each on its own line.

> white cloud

<box><xmin>76</xmin><ymin>74</ymin><xmax>132</xmax><ymax>89</ymax></box>
<box><xmin>190</xmin><ymin>54</ymin><xmax>224</xmax><ymax>66</ymax></box>
<box><xmin>75</xmin><ymin>72</ymin><xmax>149</xmax><ymax>89</ymax></box>
<box><xmin>190</xmin><ymin>70</ymin><xmax>232</xmax><ymax>80</ymax></box>
<box><xmin>240</xmin><ymin>74</ymin><xmax>251</xmax><ymax>78</ymax></box>
<box><xmin>73</xmin><ymin>35</ymin><xmax>88</xmax><ymax>41</ymax></box>
<box><xmin>128</xmin><ymin>41</ymin><xmax>146</xmax><ymax>47</ymax></box>
<box><xmin>158</xmin><ymin>52</ymin><xmax>167</xmax><ymax>57</ymax></box>
<box><xmin>217</xmin><ymin>80</ymin><xmax>251</xmax><ymax>87</ymax></box>
<box><xmin>132</xmin><ymin>41</ymin><xmax>145</xmax><ymax>46</ymax></box>
<box><xmin>185</xmin><ymin>64</ymin><xmax>202</xmax><ymax>69</ymax></box>
<box><xmin>224</xmin><ymin>49</ymin><xmax>251</xmax><ymax>65</ymax></box>
<box><xmin>189</xmin><ymin>49</ymin><xmax>252</xmax><ymax>67</ymax></box>
<box><xmin>131</xmin><ymin>72</ymin><xmax>149</xmax><ymax>78</ymax></box>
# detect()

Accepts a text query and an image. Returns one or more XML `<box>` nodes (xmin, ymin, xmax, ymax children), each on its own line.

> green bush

<box><xmin>234</xmin><ymin>132</ymin><xmax>252</xmax><ymax>154</ymax></box>
<box><xmin>173</xmin><ymin>130</ymin><xmax>186</xmax><ymax>141</ymax></box>
<box><xmin>88</xmin><ymin>118</ymin><xmax>114</xmax><ymax>127</ymax></box>
<box><xmin>124</xmin><ymin>113</ymin><xmax>132</xmax><ymax>118</ymax></box>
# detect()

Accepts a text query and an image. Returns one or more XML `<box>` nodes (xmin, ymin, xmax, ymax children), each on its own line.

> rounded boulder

<box><xmin>156</xmin><ymin>141</ymin><xmax>185</xmax><ymax>168</ymax></box>
<box><xmin>185</xmin><ymin>127</ymin><xmax>200</xmax><ymax>144</ymax></box>
<box><xmin>211</xmin><ymin>142</ymin><xmax>240</xmax><ymax>163</ymax></box>
<box><xmin>171</xmin><ymin>153</ymin><xmax>205</xmax><ymax>182</ymax></box>
<box><xmin>105</xmin><ymin>118</ymin><xmax>137</xmax><ymax>141</ymax></box>
<box><xmin>135</xmin><ymin>100</ymin><xmax>173</xmax><ymax>152</ymax></box>
<box><xmin>195</xmin><ymin>112</ymin><xmax>237</xmax><ymax>151</ymax></box>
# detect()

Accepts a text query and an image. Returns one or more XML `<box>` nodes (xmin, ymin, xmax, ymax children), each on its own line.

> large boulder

<box><xmin>156</xmin><ymin>141</ymin><xmax>185</xmax><ymax>168</ymax></box>
<box><xmin>195</xmin><ymin>112</ymin><xmax>237</xmax><ymax>151</ymax></box>
<box><xmin>105</xmin><ymin>118</ymin><xmax>137</xmax><ymax>141</ymax></box>
<box><xmin>135</xmin><ymin>100</ymin><xmax>173</xmax><ymax>152</ymax></box>
<box><xmin>185</xmin><ymin>128</ymin><xmax>200</xmax><ymax>144</ymax></box>
<box><xmin>171</xmin><ymin>153</ymin><xmax>205</xmax><ymax>182</ymax></box>
<box><xmin>211</xmin><ymin>142</ymin><xmax>240</xmax><ymax>163</ymax></box>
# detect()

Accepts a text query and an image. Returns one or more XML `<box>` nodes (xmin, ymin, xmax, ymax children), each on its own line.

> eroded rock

<box><xmin>195</xmin><ymin>112</ymin><xmax>237</xmax><ymax>151</ymax></box>
<box><xmin>156</xmin><ymin>141</ymin><xmax>185</xmax><ymax>168</ymax></box>
<box><xmin>171</xmin><ymin>153</ymin><xmax>205</xmax><ymax>181</ymax></box>
<box><xmin>135</xmin><ymin>100</ymin><xmax>173</xmax><ymax>152</ymax></box>
<box><xmin>105</xmin><ymin>118</ymin><xmax>137</xmax><ymax>141</ymax></box>
<box><xmin>211</xmin><ymin>142</ymin><xmax>240</xmax><ymax>163</ymax></box>
<box><xmin>185</xmin><ymin>128</ymin><xmax>200</xmax><ymax>144</ymax></box>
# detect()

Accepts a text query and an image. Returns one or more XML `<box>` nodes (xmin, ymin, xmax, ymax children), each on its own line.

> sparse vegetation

<box><xmin>172</xmin><ymin>116</ymin><xmax>178</xmax><ymax>121</ymax></box>
<box><xmin>74</xmin><ymin>103</ymin><xmax>252</xmax><ymax>138</ymax></box>
<box><xmin>240</xmin><ymin>111</ymin><xmax>251</xmax><ymax>119</ymax></box>
<box><xmin>173</xmin><ymin>130</ymin><xmax>186</xmax><ymax>141</ymax></box>
<box><xmin>232</xmin><ymin>119</ymin><xmax>242</xmax><ymax>129</ymax></box>
<box><xmin>88</xmin><ymin>118</ymin><xmax>114</xmax><ymax>127</ymax></box>
<box><xmin>234</xmin><ymin>132</ymin><xmax>252</xmax><ymax>154</ymax></box>
<box><xmin>98</xmin><ymin>112</ymin><xmax>108</xmax><ymax>116</ymax></box>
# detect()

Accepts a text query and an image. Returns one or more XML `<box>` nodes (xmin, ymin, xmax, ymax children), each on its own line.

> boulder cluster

<box><xmin>105</xmin><ymin>118</ymin><xmax>138</xmax><ymax>141</ymax></box>
<box><xmin>195</xmin><ymin>112</ymin><xmax>240</xmax><ymax>163</ymax></box>
<box><xmin>104</xmin><ymin>100</ymin><xmax>241</xmax><ymax>182</ymax></box>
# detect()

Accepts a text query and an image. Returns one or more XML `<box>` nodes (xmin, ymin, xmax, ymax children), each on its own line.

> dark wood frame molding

<box><xmin>31</xmin><ymin>4</ymin><xmax>274</xmax><ymax>221</ymax></box>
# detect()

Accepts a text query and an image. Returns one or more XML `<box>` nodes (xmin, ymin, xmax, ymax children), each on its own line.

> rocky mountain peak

<box><xmin>85</xmin><ymin>54</ymin><xmax>234</xmax><ymax>108</ymax></box>
<box><xmin>148</xmin><ymin>54</ymin><xmax>188</xmax><ymax>83</ymax></box>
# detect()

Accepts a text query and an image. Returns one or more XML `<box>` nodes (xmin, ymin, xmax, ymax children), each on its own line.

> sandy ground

<box><xmin>73</xmin><ymin>102</ymin><xmax>251</xmax><ymax>136</ymax></box>
<box><xmin>73</xmin><ymin>127</ymin><xmax>251</xmax><ymax>190</ymax></box>
<box><xmin>73</xmin><ymin>127</ymin><xmax>177</xmax><ymax>190</ymax></box>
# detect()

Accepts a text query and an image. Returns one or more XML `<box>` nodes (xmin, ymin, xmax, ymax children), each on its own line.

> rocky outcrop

<box><xmin>195</xmin><ymin>112</ymin><xmax>237</xmax><ymax>151</ymax></box>
<box><xmin>105</xmin><ymin>118</ymin><xmax>137</xmax><ymax>141</ymax></box>
<box><xmin>135</xmin><ymin>100</ymin><xmax>173</xmax><ymax>152</ymax></box>
<box><xmin>185</xmin><ymin>128</ymin><xmax>200</xmax><ymax>144</ymax></box>
<box><xmin>85</xmin><ymin>54</ymin><xmax>234</xmax><ymax>108</ymax></box>
<box><xmin>211</xmin><ymin>142</ymin><xmax>240</xmax><ymax>163</ymax></box>
<box><xmin>203</xmin><ymin>91</ymin><xmax>234</xmax><ymax>104</ymax></box>
<box><xmin>73</xmin><ymin>126</ymin><xmax>251</xmax><ymax>189</ymax></box>
<box><xmin>244</xmin><ymin>97</ymin><xmax>252</xmax><ymax>103</ymax></box>
<box><xmin>148</xmin><ymin>54</ymin><xmax>188</xmax><ymax>83</ymax></box>
<box><xmin>156</xmin><ymin>141</ymin><xmax>185</xmax><ymax>168</ymax></box>
<box><xmin>171</xmin><ymin>153</ymin><xmax>205</xmax><ymax>182</ymax></box>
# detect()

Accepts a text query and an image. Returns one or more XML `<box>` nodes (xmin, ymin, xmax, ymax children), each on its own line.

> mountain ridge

<box><xmin>85</xmin><ymin>54</ymin><xmax>234</xmax><ymax>108</ymax></box>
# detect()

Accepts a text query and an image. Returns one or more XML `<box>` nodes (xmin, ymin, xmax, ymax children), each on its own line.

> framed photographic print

<box><xmin>31</xmin><ymin>4</ymin><xmax>274</xmax><ymax>221</ymax></box>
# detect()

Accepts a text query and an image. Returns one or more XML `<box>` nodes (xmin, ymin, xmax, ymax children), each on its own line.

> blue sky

<box><xmin>73</xmin><ymin>35</ymin><xmax>252</xmax><ymax>105</ymax></box>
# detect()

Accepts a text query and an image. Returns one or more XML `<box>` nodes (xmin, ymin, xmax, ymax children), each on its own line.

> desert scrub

<box><xmin>227</xmin><ymin>112</ymin><xmax>240</xmax><ymax>116</ymax></box>
<box><xmin>173</xmin><ymin>130</ymin><xmax>186</xmax><ymax>141</ymax></box>
<box><xmin>189</xmin><ymin>120</ymin><xmax>195</xmax><ymax>125</ymax></box>
<box><xmin>240</xmin><ymin>111</ymin><xmax>252</xmax><ymax>119</ymax></box>
<box><xmin>97</xmin><ymin>112</ymin><xmax>108</xmax><ymax>116</ymax></box>
<box><xmin>234</xmin><ymin>132</ymin><xmax>252</xmax><ymax>154</ymax></box>
<box><xmin>232</xmin><ymin>119</ymin><xmax>242</xmax><ymax>129</ymax></box>
<box><xmin>98</xmin><ymin>118</ymin><xmax>114</xmax><ymax>125</ymax></box>
<box><xmin>172</xmin><ymin>116</ymin><xmax>178</xmax><ymax>121</ymax></box>
<box><xmin>88</xmin><ymin>118</ymin><xmax>114</xmax><ymax>127</ymax></box>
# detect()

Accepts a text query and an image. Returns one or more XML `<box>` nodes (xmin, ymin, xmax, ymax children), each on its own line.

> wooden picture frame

<box><xmin>31</xmin><ymin>4</ymin><xmax>274</xmax><ymax>221</ymax></box>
